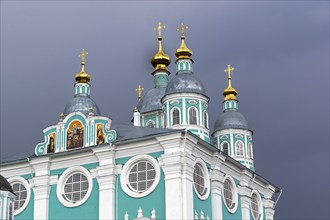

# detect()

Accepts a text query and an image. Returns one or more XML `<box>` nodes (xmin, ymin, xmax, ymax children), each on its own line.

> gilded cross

<box><xmin>78</xmin><ymin>49</ymin><xmax>88</xmax><ymax>63</ymax></box>
<box><xmin>177</xmin><ymin>23</ymin><xmax>188</xmax><ymax>37</ymax></box>
<box><xmin>136</xmin><ymin>85</ymin><xmax>144</xmax><ymax>100</ymax></box>
<box><xmin>154</xmin><ymin>22</ymin><xmax>166</xmax><ymax>39</ymax></box>
<box><xmin>224</xmin><ymin>64</ymin><xmax>234</xmax><ymax>79</ymax></box>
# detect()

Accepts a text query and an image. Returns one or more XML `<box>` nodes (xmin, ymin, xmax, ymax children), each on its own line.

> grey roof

<box><xmin>112</xmin><ymin>123</ymin><xmax>180</xmax><ymax>142</ymax></box>
<box><xmin>0</xmin><ymin>175</ymin><xmax>14</xmax><ymax>193</ymax></box>
<box><xmin>164</xmin><ymin>71</ymin><xmax>207</xmax><ymax>96</ymax></box>
<box><xmin>64</xmin><ymin>95</ymin><xmax>101</xmax><ymax>116</ymax></box>
<box><xmin>213</xmin><ymin>109</ymin><xmax>252</xmax><ymax>132</ymax></box>
<box><xmin>139</xmin><ymin>87</ymin><xmax>165</xmax><ymax>113</ymax></box>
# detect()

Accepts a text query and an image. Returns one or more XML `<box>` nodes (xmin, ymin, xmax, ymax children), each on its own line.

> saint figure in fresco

<box><xmin>47</xmin><ymin>134</ymin><xmax>55</xmax><ymax>153</ymax></box>
<box><xmin>97</xmin><ymin>124</ymin><xmax>105</xmax><ymax>144</ymax></box>
<box><xmin>67</xmin><ymin>120</ymin><xmax>84</xmax><ymax>149</ymax></box>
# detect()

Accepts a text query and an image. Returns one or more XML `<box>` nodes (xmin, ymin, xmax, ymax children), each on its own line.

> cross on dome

<box><xmin>136</xmin><ymin>85</ymin><xmax>144</xmax><ymax>101</ymax></box>
<box><xmin>154</xmin><ymin>22</ymin><xmax>166</xmax><ymax>39</ymax></box>
<box><xmin>177</xmin><ymin>23</ymin><xmax>188</xmax><ymax>38</ymax></box>
<box><xmin>224</xmin><ymin>64</ymin><xmax>234</xmax><ymax>79</ymax></box>
<box><xmin>78</xmin><ymin>49</ymin><xmax>88</xmax><ymax>64</ymax></box>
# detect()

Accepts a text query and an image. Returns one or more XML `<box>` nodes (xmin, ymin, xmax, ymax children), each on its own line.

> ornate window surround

<box><xmin>222</xmin><ymin>175</ymin><xmax>238</xmax><ymax>213</ymax></box>
<box><xmin>221</xmin><ymin>141</ymin><xmax>230</xmax><ymax>155</ymax></box>
<box><xmin>192</xmin><ymin>158</ymin><xmax>210</xmax><ymax>200</ymax></box>
<box><xmin>120</xmin><ymin>155</ymin><xmax>161</xmax><ymax>198</ymax></box>
<box><xmin>8</xmin><ymin>176</ymin><xmax>31</xmax><ymax>216</ymax></box>
<box><xmin>188</xmin><ymin>106</ymin><xmax>198</xmax><ymax>125</ymax></box>
<box><xmin>56</xmin><ymin>166</ymin><xmax>93</xmax><ymax>207</ymax></box>
<box><xmin>235</xmin><ymin>140</ymin><xmax>245</xmax><ymax>157</ymax></box>
<box><xmin>250</xmin><ymin>190</ymin><xmax>263</xmax><ymax>220</ymax></box>
<box><xmin>171</xmin><ymin>107</ymin><xmax>181</xmax><ymax>126</ymax></box>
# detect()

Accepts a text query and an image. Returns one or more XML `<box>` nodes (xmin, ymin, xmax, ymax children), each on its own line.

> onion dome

<box><xmin>75</xmin><ymin>49</ymin><xmax>91</xmax><ymax>83</ymax></box>
<box><xmin>175</xmin><ymin>23</ymin><xmax>193</xmax><ymax>60</ymax></box>
<box><xmin>214</xmin><ymin>109</ymin><xmax>250</xmax><ymax>131</ymax></box>
<box><xmin>139</xmin><ymin>87</ymin><xmax>166</xmax><ymax>113</ymax></box>
<box><xmin>0</xmin><ymin>175</ymin><xmax>14</xmax><ymax>193</ymax></box>
<box><xmin>165</xmin><ymin>71</ymin><xmax>206</xmax><ymax>96</ymax></box>
<box><xmin>150</xmin><ymin>22</ymin><xmax>170</xmax><ymax>74</ymax></box>
<box><xmin>64</xmin><ymin>96</ymin><xmax>101</xmax><ymax>116</ymax></box>
<box><xmin>223</xmin><ymin>64</ymin><xmax>237</xmax><ymax>101</ymax></box>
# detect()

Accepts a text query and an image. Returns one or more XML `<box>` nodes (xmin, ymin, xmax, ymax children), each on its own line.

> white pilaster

<box><xmin>93</xmin><ymin>145</ymin><xmax>119</xmax><ymax>220</ymax></box>
<box><xmin>238</xmin><ymin>185</ymin><xmax>252</xmax><ymax>220</ymax></box>
<box><xmin>210</xmin><ymin>169</ymin><xmax>225</xmax><ymax>220</ymax></box>
<box><xmin>158</xmin><ymin>133</ymin><xmax>195</xmax><ymax>219</ymax></box>
<box><xmin>263</xmin><ymin>198</ymin><xmax>275</xmax><ymax>220</ymax></box>
<box><xmin>30</xmin><ymin>157</ymin><xmax>51</xmax><ymax>220</ymax></box>
<box><xmin>182</xmin><ymin>98</ymin><xmax>187</xmax><ymax>125</ymax></box>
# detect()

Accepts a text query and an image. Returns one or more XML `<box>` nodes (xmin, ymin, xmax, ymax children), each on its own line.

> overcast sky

<box><xmin>1</xmin><ymin>1</ymin><xmax>329</xmax><ymax>219</ymax></box>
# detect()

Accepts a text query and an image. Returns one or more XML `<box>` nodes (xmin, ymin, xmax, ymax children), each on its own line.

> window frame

<box><xmin>56</xmin><ymin>166</ymin><xmax>93</xmax><ymax>207</ymax></box>
<box><xmin>171</xmin><ymin>107</ymin><xmax>181</xmax><ymax>126</ymax></box>
<box><xmin>221</xmin><ymin>141</ymin><xmax>230</xmax><ymax>155</ymax></box>
<box><xmin>120</xmin><ymin>155</ymin><xmax>161</xmax><ymax>198</ymax></box>
<box><xmin>188</xmin><ymin>107</ymin><xmax>198</xmax><ymax>125</ymax></box>
<box><xmin>8</xmin><ymin>176</ymin><xmax>31</xmax><ymax>216</ymax></box>
<box><xmin>146</xmin><ymin>120</ymin><xmax>155</xmax><ymax>128</ymax></box>
<box><xmin>235</xmin><ymin>140</ymin><xmax>244</xmax><ymax>157</ymax></box>
<box><xmin>250</xmin><ymin>190</ymin><xmax>263</xmax><ymax>220</ymax></box>
<box><xmin>192</xmin><ymin>158</ymin><xmax>210</xmax><ymax>200</ymax></box>
<box><xmin>222</xmin><ymin>175</ymin><xmax>238</xmax><ymax>213</ymax></box>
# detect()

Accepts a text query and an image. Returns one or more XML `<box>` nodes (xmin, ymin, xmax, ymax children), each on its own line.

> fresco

<box><xmin>67</xmin><ymin>120</ymin><xmax>84</xmax><ymax>149</ymax></box>
<box><xmin>47</xmin><ymin>133</ymin><xmax>56</xmax><ymax>153</ymax></box>
<box><xmin>96</xmin><ymin>124</ymin><xmax>105</xmax><ymax>144</ymax></box>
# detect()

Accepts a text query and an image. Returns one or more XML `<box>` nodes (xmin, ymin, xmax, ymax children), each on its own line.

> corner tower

<box><xmin>212</xmin><ymin>65</ymin><xmax>255</xmax><ymax>170</ymax></box>
<box><xmin>162</xmin><ymin>23</ymin><xmax>210</xmax><ymax>142</ymax></box>
<box><xmin>136</xmin><ymin>22</ymin><xmax>171</xmax><ymax>128</ymax></box>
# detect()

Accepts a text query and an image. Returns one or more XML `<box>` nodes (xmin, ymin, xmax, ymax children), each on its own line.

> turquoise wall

<box><xmin>116</xmin><ymin>152</ymin><xmax>165</xmax><ymax>220</ymax></box>
<box><xmin>193</xmin><ymin>187</ymin><xmax>212</xmax><ymax>219</ymax></box>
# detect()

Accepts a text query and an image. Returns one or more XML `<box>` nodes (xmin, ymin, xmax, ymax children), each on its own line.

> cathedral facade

<box><xmin>0</xmin><ymin>23</ymin><xmax>280</xmax><ymax>220</ymax></box>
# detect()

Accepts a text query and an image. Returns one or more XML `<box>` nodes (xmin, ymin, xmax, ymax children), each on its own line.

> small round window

<box><xmin>127</xmin><ymin>161</ymin><xmax>156</xmax><ymax>193</ymax></box>
<box><xmin>63</xmin><ymin>173</ymin><xmax>89</xmax><ymax>203</ymax></box>
<box><xmin>57</xmin><ymin>166</ymin><xmax>93</xmax><ymax>207</ymax></box>
<box><xmin>120</xmin><ymin>155</ymin><xmax>160</xmax><ymax>198</ymax></box>
<box><xmin>12</xmin><ymin>182</ymin><xmax>27</xmax><ymax>211</ymax></box>
<box><xmin>251</xmin><ymin>192</ymin><xmax>263</xmax><ymax>220</ymax></box>
<box><xmin>223</xmin><ymin>176</ymin><xmax>238</xmax><ymax>213</ymax></box>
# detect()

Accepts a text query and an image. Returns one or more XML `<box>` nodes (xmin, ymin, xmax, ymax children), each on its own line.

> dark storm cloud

<box><xmin>1</xmin><ymin>1</ymin><xmax>329</xmax><ymax>219</ymax></box>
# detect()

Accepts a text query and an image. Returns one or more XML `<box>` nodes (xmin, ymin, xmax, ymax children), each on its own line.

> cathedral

<box><xmin>0</xmin><ymin>22</ymin><xmax>281</xmax><ymax>220</ymax></box>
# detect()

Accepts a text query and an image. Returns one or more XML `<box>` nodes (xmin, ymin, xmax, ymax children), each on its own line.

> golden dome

<box><xmin>150</xmin><ymin>22</ymin><xmax>170</xmax><ymax>73</ymax></box>
<box><xmin>75</xmin><ymin>49</ymin><xmax>91</xmax><ymax>83</ymax></box>
<box><xmin>175</xmin><ymin>23</ymin><xmax>193</xmax><ymax>60</ymax></box>
<box><xmin>223</xmin><ymin>64</ymin><xmax>238</xmax><ymax>101</ymax></box>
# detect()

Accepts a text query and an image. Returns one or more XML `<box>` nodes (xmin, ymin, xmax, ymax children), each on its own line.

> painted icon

<box><xmin>67</xmin><ymin>120</ymin><xmax>84</xmax><ymax>149</ymax></box>
<box><xmin>97</xmin><ymin>124</ymin><xmax>105</xmax><ymax>144</ymax></box>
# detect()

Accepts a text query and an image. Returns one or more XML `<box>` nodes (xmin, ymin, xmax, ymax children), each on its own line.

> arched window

<box><xmin>189</xmin><ymin>108</ymin><xmax>197</xmax><ymax>125</ymax></box>
<box><xmin>222</xmin><ymin>142</ymin><xmax>229</xmax><ymax>155</ymax></box>
<box><xmin>235</xmin><ymin>141</ymin><xmax>244</xmax><ymax>157</ymax></box>
<box><xmin>204</xmin><ymin>111</ymin><xmax>208</xmax><ymax>128</ymax></box>
<box><xmin>147</xmin><ymin>121</ymin><xmax>155</xmax><ymax>128</ymax></box>
<box><xmin>172</xmin><ymin>109</ymin><xmax>180</xmax><ymax>125</ymax></box>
